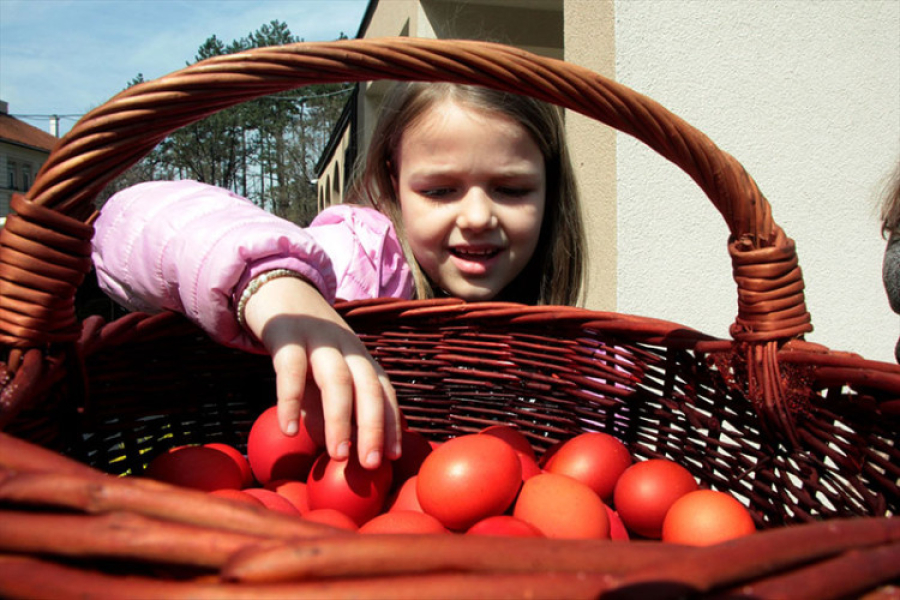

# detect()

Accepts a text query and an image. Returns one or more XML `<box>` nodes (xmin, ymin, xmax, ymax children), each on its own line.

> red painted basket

<box><xmin>0</xmin><ymin>38</ymin><xmax>898</xmax><ymax>599</ymax></box>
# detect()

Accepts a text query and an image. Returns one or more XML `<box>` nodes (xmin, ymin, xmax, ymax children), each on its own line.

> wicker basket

<box><xmin>1</xmin><ymin>38</ymin><xmax>898</xmax><ymax>599</ymax></box>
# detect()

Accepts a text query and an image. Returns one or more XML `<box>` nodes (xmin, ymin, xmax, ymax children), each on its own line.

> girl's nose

<box><xmin>457</xmin><ymin>188</ymin><xmax>498</xmax><ymax>230</ymax></box>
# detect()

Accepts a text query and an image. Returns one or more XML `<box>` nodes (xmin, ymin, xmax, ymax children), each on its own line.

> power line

<box><xmin>267</xmin><ymin>87</ymin><xmax>355</xmax><ymax>102</ymax></box>
<box><xmin>10</xmin><ymin>87</ymin><xmax>355</xmax><ymax>122</ymax></box>
<box><xmin>12</xmin><ymin>114</ymin><xmax>82</xmax><ymax>120</ymax></box>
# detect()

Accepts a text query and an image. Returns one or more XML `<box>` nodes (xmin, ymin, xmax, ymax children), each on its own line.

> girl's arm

<box><xmin>92</xmin><ymin>180</ymin><xmax>410</xmax><ymax>468</ymax></box>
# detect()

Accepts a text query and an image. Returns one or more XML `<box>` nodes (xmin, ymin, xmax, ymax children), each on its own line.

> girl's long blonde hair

<box><xmin>348</xmin><ymin>82</ymin><xmax>586</xmax><ymax>307</ymax></box>
<box><xmin>880</xmin><ymin>161</ymin><xmax>900</xmax><ymax>238</ymax></box>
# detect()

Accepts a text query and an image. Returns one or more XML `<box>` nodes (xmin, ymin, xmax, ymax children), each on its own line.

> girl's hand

<box><xmin>242</xmin><ymin>276</ymin><xmax>402</xmax><ymax>469</ymax></box>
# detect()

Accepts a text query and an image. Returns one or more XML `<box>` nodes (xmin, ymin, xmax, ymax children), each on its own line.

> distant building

<box><xmin>0</xmin><ymin>100</ymin><xmax>58</xmax><ymax>219</ymax></box>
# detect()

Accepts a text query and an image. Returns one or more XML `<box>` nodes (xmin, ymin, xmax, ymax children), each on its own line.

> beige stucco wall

<box><xmin>564</xmin><ymin>0</ymin><xmax>616</xmax><ymax>310</ymax></box>
<box><xmin>613</xmin><ymin>0</ymin><xmax>900</xmax><ymax>363</ymax></box>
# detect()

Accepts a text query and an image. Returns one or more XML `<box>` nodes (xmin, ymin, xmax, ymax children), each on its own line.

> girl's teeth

<box><xmin>455</xmin><ymin>249</ymin><xmax>496</xmax><ymax>257</ymax></box>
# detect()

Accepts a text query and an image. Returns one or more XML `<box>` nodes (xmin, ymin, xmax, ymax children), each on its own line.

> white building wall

<box><xmin>613</xmin><ymin>0</ymin><xmax>900</xmax><ymax>363</ymax></box>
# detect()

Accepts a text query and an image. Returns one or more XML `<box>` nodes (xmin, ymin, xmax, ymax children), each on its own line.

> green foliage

<box><xmin>97</xmin><ymin>21</ymin><xmax>353</xmax><ymax>226</ymax></box>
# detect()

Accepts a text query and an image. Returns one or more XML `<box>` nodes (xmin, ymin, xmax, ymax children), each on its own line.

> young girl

<box><xmin>92</xmin><ymin>82</ymin><xmax>587</xmax><ymax>469</ymax></box>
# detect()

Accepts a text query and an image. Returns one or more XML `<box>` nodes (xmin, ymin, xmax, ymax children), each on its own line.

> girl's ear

<box><xmin>388</xmin><ymin>161</ymin><xmax>399</xmax><ymax>195</ymax></box>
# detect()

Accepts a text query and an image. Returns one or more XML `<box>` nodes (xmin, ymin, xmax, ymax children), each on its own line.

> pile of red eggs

<box><xmin>143</xmin><ymin>406</ymin><xmax>756</xmax><ymax>545</ymax></box>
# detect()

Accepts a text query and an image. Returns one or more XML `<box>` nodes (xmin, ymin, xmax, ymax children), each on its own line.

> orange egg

<box><xmin>265</xmin><ymin>479</ymin><xmax>309</xmax><ymax>514</ymax></box>
<box><xmin>467</xmin><ymin>515</ymin><xmax>544</xmax><ymax>538</ymax></box>
<box><xmin>242</xmin><ymin>488</ymin><xmax>301</xmax><ymax>516</ymax></box>
<box><xmin>662</xmin><ymin>490</ymin><xmax>756</xmax><ymax>546</ymax></box>
<box><xmin>209</xmin><ymin>488</ymin><xmax>265</xmax><ymax>507</ymax></box>
<box><xmin>359</xmin><ymin>510</ymin><xmax>449</xmax><ymax>534</ymax></box>
<box><xmin>303</xmin><ymin>508</ymin><xmax>359</xmax><ymax>531</ymax></box>
<box><xmin>513</xmin><ymin>473</ymin><xmax>610</xmax><ymax>539</ymax></box>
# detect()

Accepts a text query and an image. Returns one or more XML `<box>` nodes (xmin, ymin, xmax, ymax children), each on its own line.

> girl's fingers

<box><xmin>310</xmin><ymin>347</ymin><xmax>355</xmax><ymax>462</ymax></box>
<box><xmin>247</xmin><ymin>276</ymin><xmax>400</xmax><ymax>469</ymax></box>
<box><xmin>277</xmin><ymin>354</ymin><xmax>400</xmax><ymax>469</ymax></box>
<box><xmin>346</xmin><ymin>355</ymin><xmax>389</xmax><ymax>468</ymax></box>
<box><xmin>271</xmin><ymin>345</ymin><xmax>309</xmax><ymax>437</ymax></box>
<box><xmin>379</xmin><ymin>373</ymin><xmax>403</xmax><ymax>461</ymax></box>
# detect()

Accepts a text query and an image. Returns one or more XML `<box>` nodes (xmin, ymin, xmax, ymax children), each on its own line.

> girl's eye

<box><xmin>421</xmin><ymin>187</ymin><xmax>455</xmax><ymax>198</ymax></box>
<box><xmin>496</xmin><ymin>186</ymin><xmax>532</xmax><ymax>198</ymax></box>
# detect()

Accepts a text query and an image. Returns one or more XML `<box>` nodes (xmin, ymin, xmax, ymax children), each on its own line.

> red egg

<box><xmin>242</xmin><ymin>488</ymin><xmax>301</xmax><ymax>516</ymax></box>
<box><xmin>662</xmin><ymin>490</ymin><xmax>756</xmax><ymax>546</ymax></box>
<box><xmin>360</xmin><ymin>510</ymin><xmax>449</xmax><ymax>534</ymax></box>
<box><xmin>144</xmin><ymin>445</ymin><xmax>243</xmax><ymax>492</ymax></box>
<box><xmin>613</xmin><ymin>459</ymin><xmax>699</xmax><ymax>539</ymax></box>
<box><xmin>247</xmin><ymin>406</ymin><xmax>322</xmax><ymax>485</ymax></box>
<box><xmin>538</xmin><ymin>439</ymin><xmax>565</xmax><ymax>467</ymax></box>
<box><xmin>303</xmin><ymin>508</ymin><xmax>359</xmax><ymax>531</ymax></box>
<box><xmin>391</xmin><ymin>429</ymin><xmax>433</xmax><ymax>487</ymax></box>
<box><xmin>265</xmin><ymin>479</ymin><xmax>309</xmax><ymax>514</ymax></box>
<box><xmin>416</xmin><ymin>434</ymin><xmax>522</xmax><ymax>531</ymax></box>
<box><xmin>306</xmin><ymin>450</ymin><xmax>393</xmax><ymax>527</ymax></box>
<box><xmin>544</xmin><ymin>432</ymin><xmax>632</xmax><ymax>502</ymax></box>
<box><xmin>478</xmin><ymin>425</ymin><xmax>542</xmax><ymax>483</ymax></box>
<box><xmin>479</xmin><ymin>425</ymin><xmax>537</xmax><ymax>461</ymax></box>
<box><xmin>605</xmin><ymin>504</ymin><xmax>630</xmax><ymax>541</ymax></box>
<box><xmin>467</xmin><ymin>515</ymin><xmax>544</xmax><ymax>538</ymax></box>
<box><xmin>513</xmin><ymin>472</ymin><xmax>610</xmax><ymax>540</ymax></box>
<box><xmin>204</xmin><ymin>443</ymin><xmax>255</xmax><ymax>488</ymax></box>
<box><xmin>518</xmin><ymin>453</ymin><xmax>543</xmax><ymax>482</ymax></box>
<box><xmin>385</xmin><ymin>475</ymin><xmax>424</xmax><ymax>513</ymax></box>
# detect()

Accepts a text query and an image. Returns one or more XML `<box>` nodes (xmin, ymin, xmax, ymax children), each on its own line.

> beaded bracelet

<box><xmin>235</xmin><ymin>268</ymin><xmax>308</xmax><ymax>330</ymax></box>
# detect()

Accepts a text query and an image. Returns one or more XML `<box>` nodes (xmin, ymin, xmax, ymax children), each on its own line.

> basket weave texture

<box><xmin>0</xmin><ymin>38</ymin><xmax>898</xmax><ymax>598</ymax></box>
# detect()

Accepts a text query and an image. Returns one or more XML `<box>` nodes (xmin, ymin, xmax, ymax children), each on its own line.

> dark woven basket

<box><xmin>1</xmin><ymin>38</ymin><xmax>898</xmax><ymax>599</ymax></box>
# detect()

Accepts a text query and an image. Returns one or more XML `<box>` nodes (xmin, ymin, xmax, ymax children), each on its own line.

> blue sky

<box><xmin>0</xmin><ymin>0</ymin><xmax>370</xmax><ymax>136</ymax></box>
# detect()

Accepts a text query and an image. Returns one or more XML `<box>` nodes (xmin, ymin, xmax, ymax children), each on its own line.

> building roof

<box><xmin>0</xmin><ymin>112</ymin><xmax>58</xmax><ymax>152</ymax></box>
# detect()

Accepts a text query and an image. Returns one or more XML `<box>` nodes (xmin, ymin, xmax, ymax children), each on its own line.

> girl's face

<box><xmin>393</xmin><ymin>99</ymin><xmax>546</xmax><ymax>301</ymax></box>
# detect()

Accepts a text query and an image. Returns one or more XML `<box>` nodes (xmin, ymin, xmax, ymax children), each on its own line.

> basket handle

<box><xmin>0</xmin><ymin>37</ymin><xmax>811</xmax><ymax>349</ymax></box>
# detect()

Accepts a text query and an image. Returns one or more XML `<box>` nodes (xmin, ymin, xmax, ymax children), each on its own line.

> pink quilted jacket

<box><xmin>91</xmin><ymin>180</ymin><xmax>413</xmax><ymax>352</ymax></box>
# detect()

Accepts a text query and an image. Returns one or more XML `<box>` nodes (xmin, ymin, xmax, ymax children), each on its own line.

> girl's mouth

<box><xmin>450</xmin><ymin>247</ymin><xmax>501</xmax><ymax>260</ymax></box>
<box><xmin>449</xmin><ymin>246</ymin><xmax>502</xmax><ymax>275</ymax></box>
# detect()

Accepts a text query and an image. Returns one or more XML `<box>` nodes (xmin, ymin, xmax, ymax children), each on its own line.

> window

<box><xmin>22</xmin><ymin>164</ymin><xmax>31</xmax><ymax>191</ymax></box>
<box><xmin>6</xmin><ymin>162</ymin><xmax>16</xmax><ymax>190</ymax></box>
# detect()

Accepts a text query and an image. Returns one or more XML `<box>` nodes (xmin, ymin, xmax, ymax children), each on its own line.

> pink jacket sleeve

<box><xmin>91</xmin><ymin>180</ymin><xmax>412</xmax><ymax>352</ymax></box>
